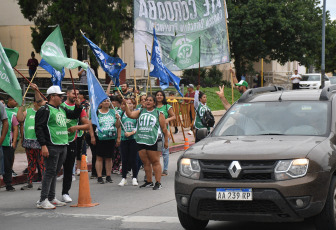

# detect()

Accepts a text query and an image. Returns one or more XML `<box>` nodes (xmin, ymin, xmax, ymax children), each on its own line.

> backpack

<box><xmin>198</xmin><ymin>108</ymin><xmax>215</xmax><ymax>128</ymax></box>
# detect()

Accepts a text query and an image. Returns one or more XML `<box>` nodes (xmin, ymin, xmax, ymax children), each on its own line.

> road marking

<box><xmin>0</xmin><ymin>211</ymin><xmax>179</xmax><ymax>223</ymax></box>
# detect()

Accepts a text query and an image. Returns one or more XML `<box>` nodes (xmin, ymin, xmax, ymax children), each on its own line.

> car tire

<box><xmin>177</xmin><ymin>207</ymin><xmax>209</xmax><ymax>230</ymax></box>
<box><xmin>314</xmin><ymin>176</ymin><xmax>336</xmax><ymax>230</ymax></box>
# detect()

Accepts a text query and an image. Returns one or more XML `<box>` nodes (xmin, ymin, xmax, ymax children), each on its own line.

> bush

<box><xmin>181</xmin><ymin>66</ymin><xmax>226</xmax><ymax>87</ymax></box>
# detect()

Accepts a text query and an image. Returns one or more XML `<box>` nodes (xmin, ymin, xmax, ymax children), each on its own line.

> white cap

<box><xmin>46</xmin><ymin>86</ymin><xmax>65</xmax><ymax>95</ymax></box>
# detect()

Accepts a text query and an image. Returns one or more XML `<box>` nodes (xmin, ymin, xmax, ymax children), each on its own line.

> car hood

<box><xmin>184</xmin><ymin>136</ymin><xmax>327</xmax><ymax>160</ymax></box>
<box><xmin>299</xmin><ymin>81</ymin><xmax>320</xmax><ymax>84</ymax></box>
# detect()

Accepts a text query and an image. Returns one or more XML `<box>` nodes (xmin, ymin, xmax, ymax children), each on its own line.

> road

<box><xmin>0</xmin><ymin>151</ymin><xmax>316</xmax><ymax>230</ymax></box>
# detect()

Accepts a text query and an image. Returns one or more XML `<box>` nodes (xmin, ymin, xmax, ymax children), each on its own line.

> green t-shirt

<box><xmin>156</xmin><ymin>104</ymin><xmax>172</xmax><ymax>129</ymax></box>
<box><xmin>194</xmin><ymin>103</ymin><xmax>211</xmax><ymax>130</ymax></box>
<box><xmin>24</xmin><ymin>108</ymin><xmax>37</xmax><ymax>140</ymax></box>
<box><xmin>135</xmin><ymin>108</ymin><xmax>161</xmax><ymax>145</ymax></box>
<box><xmin>97</xmin><ymin>109</ymin><xmax>117</xmax><ymax>140</ymax></box>
<box><xmin>120</xmin><ymin>112</ymin><xmax>137</xmax><ymax>141</ymax></box>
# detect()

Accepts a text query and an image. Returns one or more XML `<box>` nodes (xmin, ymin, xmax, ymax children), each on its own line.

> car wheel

<box><xmin>315</xmin><ymin>176</ymin><xmax>336</xmax><ymax>230</ymax></box>
<box><xmin>177</xmin><ymin>207</ymin><xmax>209</xmax><ymax>230</ymax></box>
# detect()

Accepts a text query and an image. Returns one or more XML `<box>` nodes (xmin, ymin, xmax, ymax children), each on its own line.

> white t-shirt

<box><xmin>290</xmin><ymin>74</ymin><xmax>302</xmax><ymax>84</ymax></box>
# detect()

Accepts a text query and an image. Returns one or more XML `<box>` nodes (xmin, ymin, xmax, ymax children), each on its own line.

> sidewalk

<box><xmin>1</xmin><ymin>110</ymin><xmax>226</xmax><ymax>187</ymax></box>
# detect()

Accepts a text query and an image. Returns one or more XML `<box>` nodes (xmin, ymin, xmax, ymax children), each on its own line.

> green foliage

<box><xmin>181</xmin><ymin>66</ymin><xmax>227</xmax><ymax>88</ymax></box>
<box><xmin>183</xmin><ymin>86</ymin><xmax>241</xmax><ymax>111</ymax></box>
<box><xmin>227</xmin><ymin>0</ymin><xmax>323</xmax><ymax>76</ymax></box>
<box><xmin>17</xmin><ymin>0</ymin><xmax>133</xmax><ymax>71</ymax></box>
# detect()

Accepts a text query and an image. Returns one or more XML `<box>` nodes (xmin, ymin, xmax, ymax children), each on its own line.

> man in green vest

<box><xmin>35</xmin><ymin>85</ymin><xmax>83</xmax><ymax>209</ymax></box>
<box><xmin>3</xmin><ymin>96</ymin><xmax>19</xmax><ymax>191</ymax></box>
<box><xmin>60</xmin><ymin>86</ymin><xmax>89</xmax><ymax>203</ymax></box>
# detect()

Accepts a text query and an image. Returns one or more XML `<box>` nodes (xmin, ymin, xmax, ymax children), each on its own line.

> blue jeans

<box><xmin>161</xmin><ymin>136</ymin><xmax>169</xmax><ymax>171</ymax></box>
<box><xmin>0</xmin><ymin>146</ymin><xmax>3</xmax><ymax>175</ymax></box>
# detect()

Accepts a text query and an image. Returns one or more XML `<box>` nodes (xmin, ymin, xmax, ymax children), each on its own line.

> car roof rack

<box><xmin>320</xmin><ymin>85</ymin><xmax>336</xmax><ymax>100</ymax></box>
<box><xmin>238</xmin><ymin>86</ymin><xmax>284</xmax><ymax>102</ymax></box>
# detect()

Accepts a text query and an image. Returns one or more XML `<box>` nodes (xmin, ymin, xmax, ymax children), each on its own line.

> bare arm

<box><xmin>216</xmin><ymin>85</ymin><xmax>231</xmax><ymax>111</ymax></box>
<box><xmin>12</xmin><ymin>124</ymin><xmax>18</xmax><ymax>149</ymax></box>
<box><xmin>166</xmin><ymin>107</ymin><xmax>176</xmax><ymax>124</ymax></box>
<box><xmin>106</xmin><ymin>81</ymin><xmax>113</xmax><ymax>96</ymax></box>
<box><xmin>230</xmin><ymin>69</ymin><xmax>239</xmax><ymax>87</ymax></box>
<box><xmin>159</xmin><ymin>113</ymin><xmax>169</xmax><ymax>149</ymax></box>
<box><xmin>67</xmin><ymin>117</ymin><xmax>90</xmax><ymax>133</ymax></box>
<box><xmin>17</xmin><ymin>105</ymin><xmax>26</xmax><ymax>123</ymax></box>
<box><xmin>88</xmin><ymin>120</ymin><xmax>96</xmax><ymax>145</ymax></box>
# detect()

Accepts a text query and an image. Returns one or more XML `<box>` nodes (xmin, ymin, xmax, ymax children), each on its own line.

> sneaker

<box><xmin>118</xmin><ymin>178</ymin><xmax>127</xmax><ymax>186</ymax></box>
<box><xmin>106</xmin><ymin>176</ymin><xmax>113</xmax><ymax>183</ymax></box>
<box><xmin>90</xmin><ymin>174</ymin><xmax>97</xmax><ymax>179</ymax></box>
<box><xmin>62</xmin><ymin>194</ymin><xmax>72</xmax><ymax>203</ymax></box>
<box><xmin>37</xmin><ymin>185</ymin><xmax>42</xmax><ymax>190</ymax></box>
<box><xmin>188</xmin><ymin>130</ymin><xmax>193</xmax><ymax>135</ymax></box>
<box><xmin>50</xmin><ymin>198</ymin><xmax>66</xmax><ymax>207</ymax></box>
<box><xmin>23</xmin><ymin>168</ymin><xmax>28</xmax><ymax>174</ymax></box>
<box><xmin>97</xmin><ymin>177</ymin><xmax>105</xmax><ymax>184</ymax></box>
<box><xmin>132</xmin><ymin>178</ymin><xmax>138</xmax><ymax>186</ymax></box>
<box><xmin>72</xmin><ymin>175</ymin><xmax>76</xmax><ymax>181</ymax></box>
<box><xmin>162</xmin><ymin>170</ymin><xmax>168</xmax><ymax>176</ymax></box>
<box><xmin>37</xmin><ymin>199</ymin><xmax>56</xmax><ymax>209</ymax></box>
<box><xmin>153</xmin><ymin>182</ymin><xmax>162</xmax><ymax>190</ymax></box>
<box><xmin>6</xmin><ymin>185</ymin><xmax>15</xmax><ymax>192</ymax></box>
<box><xmin>56</xmin><ymin>175</ymin><xmax>63</xmax><ymax>181</ymax></box>
<box><xmin>21</xmin><ymin>184</ymin><xmax>33</xmax><ymax>190</ymax></box>
<box><xmin>76</xmin><ymin>169</ymin><xmax>80</xmax><ymax>176</ymax></box>
<box><xmin>174</xmin><ymin>129</ymin><xmax>179</xmax><ymax>134</ymax></box>
<box><xmin>139</xmin><ymin>181</ymin><xmax>154</xmax><ymax>188</ymax></box>
<box><xmin>12</xmin><ymin>170</ymin><xmax>17</xmax><ymax>177</ymax></box>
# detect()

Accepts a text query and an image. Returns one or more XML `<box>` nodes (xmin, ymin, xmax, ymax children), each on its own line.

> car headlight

<box><xmin>274</xmin><ymin>159</ymin><xmax>309</xmax><ymax>181</ymax></box>
<box><xmin>179</xmin><ymin>158</ymin><xmax>200</xmax><ymax>179</ymax></box>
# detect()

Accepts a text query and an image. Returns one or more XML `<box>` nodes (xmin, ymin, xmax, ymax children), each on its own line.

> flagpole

<box><xmin>134</xmin><ymin>69</ymin><xmax>138</xmax><ymax>105</ymax></box>
<box><xmin>69</xmin><ymin>69</ymin><xmax>78</xmax><ymax>97</ymax></box>
<box><xmin>145</xmin><ymin>45</ymin><xmax>151</xmax><ymax>95</ymax></box>
<box><xmin>198</xmin><ymin>37</ymin><xmax>201</xmax><ymax>86</ymax></box>
<box><xmin>109</xmin><ymin>101</ymin><xmax>127</xmax><ymax>131</ymax></box>
<box><xmin>13</xmin><ymin>67</ymin><xmax>47</xmax><ymax>100</ymax></box>
<box><xmin>23</xmin><ymin>68</ymin><xmax>38</xmax><ymax>99</ymax></box>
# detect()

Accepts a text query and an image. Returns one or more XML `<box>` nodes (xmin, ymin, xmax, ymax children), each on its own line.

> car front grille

<box><xmin>199</xmin><ymin>199</ymin><xmax>282</xmax><ymax>214</ymax></box>
<box><xmin>200</xmin><ymin>160</ymin><xmax>276</xmax><ymax>181</ymax></box>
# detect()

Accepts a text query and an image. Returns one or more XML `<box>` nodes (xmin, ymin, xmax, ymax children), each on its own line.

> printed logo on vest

<box><xmin>56</xmin><ymin>112</ymin><xmax>67</xmax><ymax>127</ymax></box>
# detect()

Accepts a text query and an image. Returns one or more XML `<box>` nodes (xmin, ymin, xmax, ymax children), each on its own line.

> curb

<box><xmin>1</xmin><ymin>143</ymin><xmax>192</xmax><ymax>187</ymax></box>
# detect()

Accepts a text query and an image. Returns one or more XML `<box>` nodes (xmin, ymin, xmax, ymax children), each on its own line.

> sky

<box><xmin>322</xmin><ymin>1</ymin><xmax>336</xmax><ymax>20</ymax></box>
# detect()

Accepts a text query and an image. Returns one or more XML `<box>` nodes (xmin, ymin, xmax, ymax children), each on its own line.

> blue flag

<box><xmin>82</xmin><ymin>33</ymin><xmax>126</xmax><ymax>86</ymax></box>
<box><xmin>39</xmin><ymin>59</ymin><xmax>65</xmax><ymax>90</ymax></box>
<box><xmin>87</xmin><ymin>68</ymin><xmax>108</xmax><ymax>132</ymax></box>
<box><xmin>149</xmin><ymin>28</ymin><xmax>182</xmax><ymax>96</ymax></box>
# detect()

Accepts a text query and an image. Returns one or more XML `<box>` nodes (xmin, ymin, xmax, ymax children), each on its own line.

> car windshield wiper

<box><xmin>259</xmin><ymin>133</ymin><xmax>284</xmax><ymax>135</ymax></box>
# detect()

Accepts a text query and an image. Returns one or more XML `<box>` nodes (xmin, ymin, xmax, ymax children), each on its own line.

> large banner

<box><xmin>134</xmin><ymin>0</ymin><xmax>230</xmax><ymax>70</ymax></box>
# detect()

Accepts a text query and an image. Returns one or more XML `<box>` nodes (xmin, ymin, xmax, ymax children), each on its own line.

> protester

<box><xmin>2</xmin><ymin>96</ymin><xmax>19</xmax><ymax>191</ymax></box>
<box><xmin>27</xmin><ymin>51</ymin><xmax>39</xmax><ymax>79</ymax></box>
<box><xmin>116</xmin><ymin>98</ymin><xmax>139</xmax><ymax>186</ymax></box>
<box><xmin>155</xmin><ymin>90</ymin><xmax>176</xmax><ymax>176</ymax></box>
<box><xmin>291</xmin><ymin>70</ymin><xmax>301</xmax><ymax>90</ymax></box>
<box><xmin>110</xmin><ymin>95</ymin><xmax>122</xmax><ymax>174</ymax></box>
<box><xmin>17</xmin><ymin>84</ymin><xmax>45</xmax><ymax>190</ymax></box>
<box><xmin>0</xmin><ymin>101</ymin><xmax>8</xmax><ymax>187</ymax></box>
<box><xmin>124</xmin><ymin>95</ymin><xmax>169</xmax><ymax>190</ymax></box>
<box><xmin>120</xmin><ymin>83</ymin><xmax>134</xmax><ymax>98</ymax></box>
<box><xmin>60</xmin><ymin>86</ymin><xmax>89</xmax><ymax>203</ymax></box>
<box><xmin>194</xmin><ymin>86</ymin><xmax>212</xmax><ymax>143</ymax></box>
<box><xmin>94</xmin><ymin>98</ymin><xmax>118</xmax><ymax>184</ymax></box>
<box><xmin>35</xmin><ymin>85</ymin><xmax>82</xmax><ymax>209</ymax></box>
<box><xmin>136</xmin><ymin>93</ymin><xmax>147</xmax><ymax>110</ymax></box>
<box><xmin>167</xmin><ymin>92</ymin><xmax>179</xmax><ymax>134</ymax></box>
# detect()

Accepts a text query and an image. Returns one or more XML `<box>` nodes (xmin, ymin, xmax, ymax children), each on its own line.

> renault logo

<box><xmin>228</xmin><ymin>161</ymin><xmax>242</xmax><ymax>178</ymax></box>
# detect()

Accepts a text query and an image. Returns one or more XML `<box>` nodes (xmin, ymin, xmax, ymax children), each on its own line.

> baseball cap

<box><xmin>235</xmin><ymin>80</ymin><xmax>248</xmax><ymax>87</ymax></box>
<box><xmin>187</xmin><ymin>84</ymin><xmax>194</xmax><ymax>88</ymax></box>
<box><xmin>46</xmin><ymin>86</ymin><xmax>65</xmax><ymax>95</ymax></box>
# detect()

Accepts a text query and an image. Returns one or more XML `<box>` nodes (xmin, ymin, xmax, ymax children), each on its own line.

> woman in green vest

<box><xmin>124</xmin><ymin>95</ymin><xmax>168</xmax><ymax>190</ymax></box>
<box><xmin>116</xmin><ymin>98</ymin><xmax>139</xmax><ymax>186</ymax></box>
<box><xmin>95</xmin><ymin>98</ymin><xmax>117</xmax><ymax>184</ymax></box>
<box><xmin>155</xmin><ymin>90</ymin><xmax>176</xmax><ymax>176</ymax></box>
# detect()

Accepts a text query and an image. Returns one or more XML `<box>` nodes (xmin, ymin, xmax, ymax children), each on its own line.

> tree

<box><xmin>226</xmin><ymin>0</ymin><xmax>323</xmax><ymax>77</ymax></box>
<box><xmin>17</xmin><ymin>0</ymin><xmax>133</xmax><ymax>73</ymax></box>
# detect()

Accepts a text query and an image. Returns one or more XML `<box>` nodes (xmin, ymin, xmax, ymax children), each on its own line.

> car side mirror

<box><xmin>197</xmin><ymin>128</ymin><xmax>209</xmax><ymax>140</ymax></box>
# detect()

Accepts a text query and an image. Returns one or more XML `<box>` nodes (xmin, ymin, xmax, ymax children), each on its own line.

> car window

<box><xmin>213</xmin><ymin>101</ymin><xmax>329</xmax><ymax>136</ymax></box>
<box><xmin>301</xmin><ymin>75</ymin><xmax>320</xmax><ymax>81</ymax></box>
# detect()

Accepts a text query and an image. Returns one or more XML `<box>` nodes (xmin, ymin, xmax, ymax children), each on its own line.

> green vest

<box><xmin>157</xmin><ymin>104</ymin><xmax>172</xmax><ymax>129</ymax></box>
<box><xmin>194</xmin><ymin>103</ymin><xmax>211</xmax><ymax>130</ymax></box>
<box><xmin>3</xmin><ymin>108</ymin><xmax>17</xmax><ymax>147</ymax></box>
<box><xmin>135</xmin><ymin>108</ymin><xmax>160</xmax><ymax>145</ymax></box>
<box><xmin>47</xmin><ymin>105</ymin><xmax>69</xmax><ymax>145</ymax></box>
<box><xmin>120</xmin><ymin>113</ymin><xmax>137</xmax><ymax>141</ymax></box>
<box><xmin>24</xmin><ymin>108</ymin><xmax>37</xmax><ymax>140</ymax></box>
<box><xmin>97</xmin><ymin>109</ymin><xmax>117</xmax><ymax>140</ymax></box>
<box><xmin>62</xmin><ymin>102</ymin><xmax>79</xmax><ymax>142</ymax></box>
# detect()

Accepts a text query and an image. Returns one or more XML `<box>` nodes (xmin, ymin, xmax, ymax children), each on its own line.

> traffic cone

<box><xmin>71</xmin><ymin>155</ymin><xmax>99</xmax><ymax>208</ymax></box>
<box><xmin>184</xmin><ymin>138</ymin><xmax>189</xmax><ymax>150</ymax></box>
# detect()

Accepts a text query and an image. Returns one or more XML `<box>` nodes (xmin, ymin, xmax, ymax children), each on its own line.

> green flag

<box><xmin>169</xmin><ymin>38</ymin><xmax>200</xmax><ymax>70</ymax></box>
<box><xmin>0</xmin><ymin>43</ymin><xmax>22</xmax><ymax>106</ymax></box>
<box><xmin>41</xmin><ymin>26</ymin><xmax>88</xmax><ymax>71</ymax></box>
<box><xmin>4</xmin><ymin>48</ymin><xmax>19</xmax><ymax>67</ymax></box>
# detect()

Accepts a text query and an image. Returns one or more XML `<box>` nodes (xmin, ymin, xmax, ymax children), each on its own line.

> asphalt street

<box><xmin>0</xmin><ymin>151</ymin><xmax>316</xmax><ymax>230</ymax></box>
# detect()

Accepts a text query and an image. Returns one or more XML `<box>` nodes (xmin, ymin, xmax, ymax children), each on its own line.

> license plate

<box><xmin>216</xmin><ymin>188</ymin><xmax>252</xmax><ymax>201</ymax></box>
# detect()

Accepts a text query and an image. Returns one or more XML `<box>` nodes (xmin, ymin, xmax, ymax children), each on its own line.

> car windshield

<box><xmin>301</xmin><ymin>75</ymin><xmax>320</xmax><ymax>81</ymax></box>
<box><xmin>213</xmin><ymin>101</ymin><xmax>329</xmax><ymax>137</ymax></box>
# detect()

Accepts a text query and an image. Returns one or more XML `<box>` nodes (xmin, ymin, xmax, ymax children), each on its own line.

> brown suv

<box><xmin>175</xmin><ymin>86</ymin><xmax>336</xmax><ymax>230</ymax></box>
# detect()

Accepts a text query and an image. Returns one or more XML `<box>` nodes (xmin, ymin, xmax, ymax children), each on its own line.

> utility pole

<box><xmin>321</xmin><ymin>0</ymin><xmax>326</xmax><ymax>88</ymax></box>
